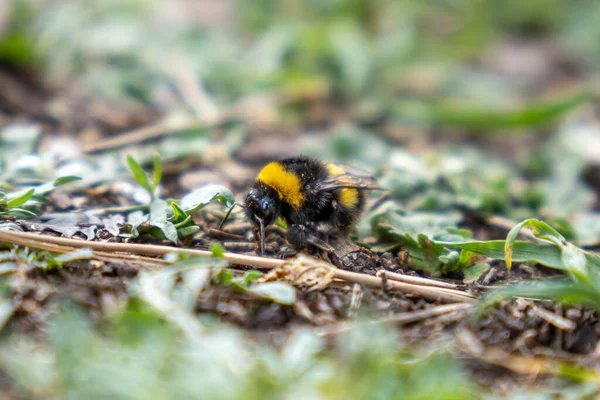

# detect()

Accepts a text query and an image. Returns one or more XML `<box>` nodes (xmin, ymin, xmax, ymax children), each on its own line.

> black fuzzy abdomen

<box><xmin>328</xmin><ymin>189</ymin><xmax>365</xmax><ymax>231</ymax></box>
<box><xmin>276</xmin><ymin>156</ymin><xmax>365</xmax><ymax>231</ymax></box>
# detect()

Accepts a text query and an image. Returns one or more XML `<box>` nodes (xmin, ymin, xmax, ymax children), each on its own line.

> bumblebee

<box><xmin>244</xmin><ymin>156</ymin><xmax>382</xmax><ymax>255</ymax></box>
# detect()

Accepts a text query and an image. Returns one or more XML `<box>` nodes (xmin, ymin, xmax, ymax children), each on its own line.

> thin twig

<box><xmin>0</xmin><ymin>229</ymin><xmax>284</xmax><ymax>269</ymax></box>
<box><xmin>530</xmin><ymin>304</ymin><xmax>576</xmax><ymax>331</ymax></box>
<box><xmin>207</xmin><ymin>229</ymin><xmax>245</xmax><ymax>240</ymax></box>
<box><xmin>82</xmin><ymin>117</ymin><xmax>229</xmax><ymax>153</ymax></box>
<box><xmin>335</xmin><ymin>269</ymin><xmax>476</xmax><ymax>303</ymax></box>
<box><xmin>377</xmin><ymin>270</ymin><xmax>462</xmax><ymax>290</ymax></box>
<box><xmin>0</xmin><ymin>231</ymin><xmax>165</xmax><ymax>269</ymax></box>
<box><xmin>378</xmin><ymin>302</ymin><xmax>473</xmax><ymax>323</ymax></box>
<box><xmin>0</xmin><ymin>230</ymin><xmax>477</xmax><ymax>303</ymax></box>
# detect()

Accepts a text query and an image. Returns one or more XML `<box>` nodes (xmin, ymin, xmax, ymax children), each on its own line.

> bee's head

<box><xmin>244</xmin><ymin>185</ymin><xmax>280</xmax><ymax>255</ymax></box>
<box><xmin>244</xmin><ymin>186</ymin><xmax>279</xmax><ymax>228</ymax></box>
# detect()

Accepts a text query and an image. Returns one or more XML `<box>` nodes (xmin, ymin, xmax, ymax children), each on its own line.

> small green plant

<box><xmin>125</xmin><ymin>154</ymin><xmax>234</xmax><ymax>243</ymax></box>
<box><xmin>438</xmin><ymin>219</ymin><xmax>600</xmax><ymax>311</ymax></box>
<box><xmin>0</xmin><ymin>176</ymin><xmax>80</xmax><ymax>219</ymax></box>
<box><xmin>127</xmin><ymin>153</ymin><xmax>162</xmax><ymax>200</ymax></box>
<box><xmin>0</xmin><ymin>188</ymin><xmax>36</xmax><ymax>218</ymax></box>
<box><xmin>0</xmin><ymin>246</ymin><xmax>93</xmax><ymax>272</ymax></box>
<box><xmin>371</xmin><ymin>206</ymin><xmax>483</xmax><ymax>276</ymax></box>
<box><xmin>215</xmin><ymin>267</ymin><xmax>296</xmax><ymax>305</ymax></box>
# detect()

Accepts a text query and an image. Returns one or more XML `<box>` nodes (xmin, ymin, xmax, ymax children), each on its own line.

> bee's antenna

<box><xmin>218</xmin><ymin>202</ymin><xmax>238</xmax><ymax>230</ymax></box>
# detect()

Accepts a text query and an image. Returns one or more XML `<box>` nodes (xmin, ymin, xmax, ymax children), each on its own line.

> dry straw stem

<box><xmin>0</xmin><ymin>229</ymin><xmax>281</xmax><ymax>267</ymax></box>
<box><xmin>0</xmin><ymin>230</ymin><xmax>476</xmax><ymax>303</ymax></box>
<box><xmin>530</xmin><ymin>304</ymin><xmax>576</xmax><ymax>331</ymax></box>
<box><xmin>82</xmin><ymin>116</ymin><xmax>228</xmax><ymax>153</ymax></box>
<box><xmin>377</xmin><ymin>270</ymin><xmax>462</xmax><ymax>290</ymax></box>
<box><xmin>377</xmin><ymin>302</ymin><xmax>473</xmax><ymax>323</ymax></box>
<box><xmin>0</xmin><ymin>230</ymin><xmax>166</xmax><ymax>269</ymax></box>
<box><xmin>335</xmin><ymin>270</ymin><xmax>475</xmax><ymax>303</ymax></box>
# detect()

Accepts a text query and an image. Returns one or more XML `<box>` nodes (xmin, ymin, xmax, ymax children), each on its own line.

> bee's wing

<box><xmin>317</xmin><ymin>165</ymin><xmax>384</xmax><ymax>192</ymax></box>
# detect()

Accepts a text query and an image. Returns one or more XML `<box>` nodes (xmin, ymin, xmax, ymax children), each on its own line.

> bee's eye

<box><xmin>259</xmin><ymin>198</ymin><xmax>274</xmax><ymax>216</ymax></box>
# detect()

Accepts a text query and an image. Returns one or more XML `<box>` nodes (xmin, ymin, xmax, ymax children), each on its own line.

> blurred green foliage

<box><xmin>0</xmin><ymin>302</ymin><xmax>477</xmax><ymax>399</ymax></box>
<box><xmin>2</xmin><ymin>0</ymin><xmax>596</xmax><ymax>111</ymax></box>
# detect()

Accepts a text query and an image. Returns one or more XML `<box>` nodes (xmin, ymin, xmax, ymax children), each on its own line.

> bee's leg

<box><xmin>307</xmin><ymin>235</ymin><xmax>335</xmax><ymax>253</ymax></box>
<box><xmin>278</xmin><ymin>245</ymin><xmax>298</xmax><ymax>258</ymax></box>
<box><xmin>327</xmin><ymin>201</ymin><xmax>354</xmax><ymax>237</ymax></box>
<box><xmin>316</xmin><ymin>222</ymin><xmax>335</xmax><ymax>236</ymax></box>
<box><xmin>287</xmin><ymin>224</ymin><xmax>335</xmax><ymax>253</ymax></box>
<box><xmin>251</xmin><ymin>225</ymin><xmax>263</xmax><ymax>255</ymax></box>
<box><xmin>286</xmin><ymin>224</ymin><xmax>309</xmax><ymax>249</ymax></box>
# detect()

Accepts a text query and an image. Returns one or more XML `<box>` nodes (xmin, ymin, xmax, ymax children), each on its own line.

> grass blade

<box><xmin>127</xmin><ymin>155</ymin><xmax>151</xmax><ymax>193</ymax></box>
<box><xmin>6</xmin><ymin>188</ymin><xmax>34</xmax><ymax>208</ymax></box>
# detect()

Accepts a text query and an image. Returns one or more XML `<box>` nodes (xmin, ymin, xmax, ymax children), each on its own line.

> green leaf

<box><xmin>373</xmin><ymin>209</ymin><xmax>468</xmax><ymax>274</ymax></box>
<box><xmin>173</xmin><ymin>215</ymin><xmax>192</xmax><ymax>229</ymax></box>
<box><xmin>177</xmin><ymin>226</ymin><xmax>200</xmax><ymax>237</ymax></box>
<box><xmin>53</xmin><ymin>176</ymin><xmax>81</xmax><ymax>186</ymax></box>
<box><xmin>6</xmin><ymin>176</ymin><xmax>81</xmax><ymax>204</ymax></box>
<box><xmin>180</xmin><ymin>184</ymin><xmax>234</xmax><ymax>213</ymax></box>
<box><xmin>463</xmin><ymin>262</ymin><xmax>490</xmax><ymax>284</ymax></box>
<box><xmin>561</xmin><ymin>242</ymin><xmax>590</xmax><ymax>283</ymax></box>
<box><xmin>53</xmin><ymin>248</ymin><xmax>94</xmax><ymax>264</ymax></box>
<box><xmin>40</xmin><ymin>248</ymin><xmax>94</xmax><ymax>271</ymax></box>
<box><xmin>102</xmin><ymin>214</ymin><xmax>125</xmax><ymax>237</ymax></box>
<box><xmin>442</xmin><ymin>218</ymin><xmax>599</xmax><ymax>293</ymax></box>
<box><xmin>427</xmin><ymin>92</ymin><xmax>591</xmax><ymax>130</ymax></box>
<box><xmin>439</xmin><ymin>240</ymin><xmax>564</xmax><ymax>269</ymax></box>
<box><xmin>275</xmin><ymin>217</ymin><xmax>288</xmax><ymax>229</ymax></box>
<box><xmin>6</xmin><ymin>188</ymin><xmax>34</xmax><ymax>208</ymax></box>
<box><xmin>0</xmin><ymin>33</ymin><xmax>39</xmax><ymax>67</ymax></box>
<box><xmin>231</xmin><ymin>277</ymin><xmax>248</xmax><ymax>292</ymax></box>
<box><xmin>149</xmin><ymin>200</ymin><xmax>178</xmax><ymax>243</ymax></box>
<box><xmin>373</xmin><ymin>209</ymin><xmax>463</xmax><ymax>240</ymax></box>
<box><xmin>505</xmin><ymin>219</ymin><xmax>565</xmax><ymax>268</ymax></box>
<box><xmin>505</xmin><ymin>219</ymin><xmax>590</xmax><ymax>282</ymax></box>
<box><xmin>215</xmin><ymin>268</ymin><xmax>233</xmax><ymax>285</ymax></box>
<box><xmin>248</xmin><ymin>282</ymin><xmax>297</xmax><ymax>305</ymax></box>
<box><xmin>169</xmin><ymin>202</ymin><xmax>189</xmax><ymax>225</ymax></box>
<box><xmin>243</xmin><ymin>270</ymin><xmax>262</xmax><ymax>285</ymax></box>
<box><xmin>132</xmin><ymin>256</ymin><xmax>227</xmax><ymax>338</ymax></box>
<box><xmin>161</xmin><ymin>256</ymin><xmax>228</xmax><ymax>276</ymax></box>
<box><xmin>32</xmin><ymin>176</ymin><xmax>81</xmax><ymax>196</ymax></box>
<box><xmin>7</xmin><ymin>207</ymin><xmax>38</xmax><ymax>219</ymax></box>
<box><xmin>125</xmin><ymin>211</ymin><xmax>147</xmax><ymax>239</ymax></box>
<box><xmin>210</xmin><ymin>241</ymin><xmax>225</xmax><ymax>258</ymax></box>
<box><xmin>127</xmin><ymin>154</ymin><xmax>151</xmax><ymax>193</ymax></box>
